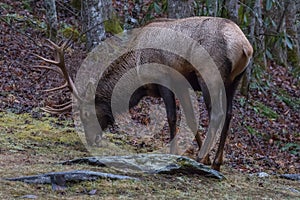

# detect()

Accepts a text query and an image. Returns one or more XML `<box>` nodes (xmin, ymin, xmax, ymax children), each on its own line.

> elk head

<box><xmin>34</xmin><ymin>39</ymin><xmax>103</xmax><ymax>145</ymax></box>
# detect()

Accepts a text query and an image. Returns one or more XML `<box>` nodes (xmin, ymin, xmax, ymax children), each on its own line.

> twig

<box><xmin>276</xmin><ymin>3</ymin><xmax>287</xmax><ymax>33</ymax></box>
<box><xmin>237</xmin><ymin>1</ymin><xmax>255</xmax><ymax>13</ymax></box>
<box><xmin>56</xmin><ymin>0</ymin><xmax>79</xmax><ymax>17</ymax></box>
<box><xmin>77</xmin><ymin>20</ymin><xmax>106</xmax><ymax>43</ymax></box>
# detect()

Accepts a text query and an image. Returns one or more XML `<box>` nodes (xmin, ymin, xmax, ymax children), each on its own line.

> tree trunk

<box><xmin>297</xmin><ymin>1</ymin><xmax>300</xmax><ymax>49</ymax></box>
<box><xmin>241</xmin><ymin>0</ymin><xmax>259</xmax><ymax>97</ymax></box>
<box><xmin>270</xmin><ymin>1</ymin><xmax>287</xmax><ymax>66</ymax></box>
<box><xmin>123</xmin><ymin>0</ymin><xmax>130</xmax><ymax>30</ymax></box>
<box><xmin>82</xmin><ymin>0</ymin><xmax>112</xmax><ymax>51</ymax></box>
<box><xmin>210</xmin><ymin>0</ymin><xmax>218</xmax><ymax>17</ymax></box>
<box><xmin>168</xmin><ymin>0</ymin><xmax>194</xmax><ymax>19</ymax></box>
<box><xmin>225</xmin><ymin>0</ymin><xmax>238</xmax><ymax>23</ymax></box>
<box><xmin>285</xmin><ymin>0</ymin><xmax>300</xmax><ymax>68</ymax></box>
<box><xmin>44</xmin><ymin>0</ymin><xmax>58</xmax><ymax>42</ymax></box>
<box><xmin>255</xmin><ymin>0</ymin><xmax>266</xmax><ymax>68</ymax></box>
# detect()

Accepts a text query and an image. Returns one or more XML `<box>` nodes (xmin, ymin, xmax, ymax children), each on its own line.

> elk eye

<box><xmin>80</xmin><ymin>110</ymin><xmax>89</xmax><ymax>119</ymax></box>
<box><xmin>84</xmin><ymin>111</ymin><xmax>90</xmax><ymax>118</ymax></box>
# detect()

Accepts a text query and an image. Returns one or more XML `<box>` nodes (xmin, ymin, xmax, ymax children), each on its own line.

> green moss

<box><xmin>287</xmin><ymin>47</ymin><xmax>300</xmax><ymax>67</ymax></box>
<box><xmin>61</xmin><ymin>26</ymin><xmax>80</xmax><ymax>41</ymax></box>
<box><xmin>104</xmin><ymin>15</ymin><xmax>123</xmax><ymax>34</ymax></box>
<box><xmin>177</xmin><ymin>158</ymin><xmax>193</xmax><ymax>168</ymax></box>
<box><xmin>0</xmin><ymin>111</ymin><xmax>300</xmax><ymax>199</ymax></box>
<box><xmin>70</xmin><ymin>0</ymin><xmax>81</xmax><ymax>10</ymax></box>
<box><xmin>0</xmin><ymin>111</ymin><xmax>84</xmax><ymax>153</ymax></box>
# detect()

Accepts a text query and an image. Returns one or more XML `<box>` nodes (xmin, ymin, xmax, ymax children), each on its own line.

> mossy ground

<box><xmin>0</xmin><ymin>111</ymin><xmax>299</xmax><ymax>199</ymax></box>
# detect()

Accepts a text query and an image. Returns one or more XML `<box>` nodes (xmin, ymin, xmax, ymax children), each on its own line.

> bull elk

<box><xmin>35</xmin><ymin>17</ymin><xmax>253</xmax><ymax>171</ymax></box>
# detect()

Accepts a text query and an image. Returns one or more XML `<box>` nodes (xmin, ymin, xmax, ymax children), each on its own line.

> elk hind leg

<box><xmin>197</xmin><ymin>81</ymin><xmax>212</xmax><ymax>165</ymax></box>
<box><xmin>158</xmin><ymin>85</ymin><xmax>178</xmax><ymax>154</ymax></box>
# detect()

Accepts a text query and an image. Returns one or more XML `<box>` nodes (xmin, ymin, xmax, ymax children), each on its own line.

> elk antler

<box><xmin>34</xmin><ymin>38</ymin><xmax>83</xmax><ymax>114</ymax></box>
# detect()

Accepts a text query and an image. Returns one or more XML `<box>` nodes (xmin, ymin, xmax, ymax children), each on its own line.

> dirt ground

<box><xmin>0</xmin><ymin>112</ymin><xmax>299</xmax><ymax>200</ymax></box>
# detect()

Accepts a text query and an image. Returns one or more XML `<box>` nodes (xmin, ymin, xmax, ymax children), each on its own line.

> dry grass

<box><xmin>0</xmin><ymin>111</ymin><xmax>299</xmax><ymax>199</ymax></box>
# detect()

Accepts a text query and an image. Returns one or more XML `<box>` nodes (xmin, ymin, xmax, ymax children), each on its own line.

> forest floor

<box><xmin>0</xmin><ymin>1</ymin><xmax>299</xmax><ymax>199</ymax></box>
<box><xmin>0</xmin><ymin>112</ymin><xmax>299</xmax><ymax>199</ymax></box>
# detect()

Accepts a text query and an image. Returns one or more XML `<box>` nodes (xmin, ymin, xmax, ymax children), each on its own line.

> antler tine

<box><xmin>41</xmin><ymin>104</ymin><xmax>72</xmax><ymax>114</ymax></box>
<box><xmin>51</xmin><ymin>39</ymin><xmax>82</xmax><ymax>99</ymax></box>
<box><xmin>35</xmin><ymin>37</ymin><xmax>85</xmax><ymax>114</ymax></box>
<box><xmin>33</xmin><ymin>65</ymin><xmax>63</xmax><ymax>76</ymax></box>
<box><xmin>43</xmin><ymin>82</ymin><xmax>68</xmax><ymax>92</ymax></box>
<box><xmin>45</xmin><ymin>38</ymin><xmax>61</xmax><ymax>51</ymax></box>
<box><xmin>43</xmin><ymin>43</ymin><xmax>55</xmax><ymax>51</ymax></box>
<box><xmin>50</xmin><ymin>100</ymin><xmax>73</xmax><ymax>108</ymax></box>
<box><xmin>33</xmin><ymin>53</ymin><xmax>60</xmax><ymax>65</ymax></box>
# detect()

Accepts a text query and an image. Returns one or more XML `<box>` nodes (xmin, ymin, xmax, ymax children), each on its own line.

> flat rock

<box><xmin>4</xmin><ymin>154</ymin><xmax>224</xmax><ymax>187</ymax></box>
<box><xmin>61</xmin><ymin>154</ymin><xmax>224</xmax><ymax>179</ymax></box>
<box><xmin>5</xmin><ymin>170</ymin><xmax>138</xmax><ymax>185</ymax></box>
<box><xmin>280</xmin><ymin>174</ymin><xmax>300</xmax><ymax>181</ymax></box>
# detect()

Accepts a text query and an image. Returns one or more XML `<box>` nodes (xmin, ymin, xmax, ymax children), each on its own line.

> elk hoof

<box><xmin>196</xmin><ymin>155</ymin><xmax>211</xmax><ymax>165</ymax></box>
<box><xmin>211</xmin><ymin>163</ymin><xmax>221</xmax><ymax>171</ymax></box>
<box><xmin>202</xmin><ymin>155</ymin><xmax>212</xmax><ymax>165</ymax></box>
<box><xmin>170</xmin><ymin>141</ymin><xmax>179</xmax><ymax>155</ymax></box>
<box><xmin>170</xmin><ymin>146</ymin><xmax>180</xmax><ymax>155</ymax></box>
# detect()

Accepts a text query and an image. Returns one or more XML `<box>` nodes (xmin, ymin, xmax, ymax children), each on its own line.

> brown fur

<box><xmin>83</xmin><ymin>17</ymin><xmax>253</xmax><ymax>171</ymax></box>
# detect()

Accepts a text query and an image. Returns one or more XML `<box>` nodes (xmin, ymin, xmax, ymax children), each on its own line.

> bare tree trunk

<box><xmin>123</xmin><ymin>0</ymin><xmax>130</xmax><ymax>30</ymax></box>
<box><xmin>256</xmin><ymin>0</ymin><xmax>266</xmax><ymax>68</ymax></box>
<box><xmin>44</xmin><ymin>0</ymin><xmax>58</xmax><ymax>42</ymax></box>
<box><xmin>211</xmin><ymin>0</ymin><xmax>218</xmax><ymax>17</ymax></box>
<box><xmin>82</xmin><ymin>0</ymin><xmax>112</xmax><ymax>51</ymax></box>
<box><xmin>297</xmin><ymin>1</ymin><xmax>300</xmax><ymax>49</ymax></box>
<box><xmin>285</xmin><ymin>0</ymin><xmax>300</xmax><ymax>68</ymax></box>
<box><xmin>225</xmin><ymin>0</ymin><xmax>238</xmax><ymax>23</ymax></box>
<box><xmin>168</xmin><ymin>0</ymin><xmax>194</xmax><ymax>19</ymax></box>
<box><xmin>241</xmin><ymin>0</ymin><xmax>259</xmax><ymax>96</ymax></box>
<box><xmin>270</xmin><ymin>1</ymin><xmax>288</xmax><ymax>66</ymax></box>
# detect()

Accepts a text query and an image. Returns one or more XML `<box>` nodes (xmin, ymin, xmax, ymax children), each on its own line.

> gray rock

<box><xmin>5</xmin><ymin>170</ymin><xmax>138</xmax><ymax>185</ymax></box>
<box><xmin>257</xmin><ymin>172</ymin><xmax>269</xmax><ymax>178</ymax></box>
<box><xmin>4</xmin><ymin>154</ymin><xmax>224</xmax><ymax>188</ymax></box>
<box><xmin>280</xmin><ymin>174</ymin><xmax>300</xmax><ymax>181</ymax></box>
<box><xmin>61</xmin><ymin>154</ymin><xmax>224</xmax><ymax>179</ymax></box>
<box><xmin>19</xmin><ymin>195</ymin><xmax>38</xmax><ymax>199</ymax></box>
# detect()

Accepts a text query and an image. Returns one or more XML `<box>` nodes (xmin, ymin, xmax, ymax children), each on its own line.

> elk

<box><xmin>36</xmin><ymin>17</ymin><xmax>253</xmax><ymax>171</ymax></box>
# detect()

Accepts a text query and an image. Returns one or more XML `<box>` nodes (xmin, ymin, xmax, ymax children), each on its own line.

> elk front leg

<box><xmin>212</xmin><ymin>71</ymin><xmax>245</xmax><ymax>171</ymax></box>
<box><xmin>158</xmin><ymin>86</ymin><xmax>178</xmax><ymax>154</ymax></box>
<box><xmin>211</xmin><ymin>86</ymin><xmax>234</xmax><ymax>171</ymax></box>
<box><xmin>211</xmin><ymin>102</ymin><xmax>232</xmax><ymax>171</ymax></box>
